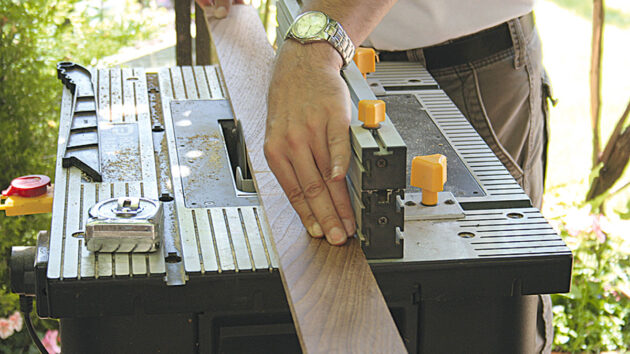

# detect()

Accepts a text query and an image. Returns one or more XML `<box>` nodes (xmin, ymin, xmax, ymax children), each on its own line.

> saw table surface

<box><xmin>35</xmin><ymin>5</ymin><xmax>572</xmax><ymax>353</ymax></box>
<box><xmin>48</xmin><ymin>65</ymin><xmax>278</xmax><ymax>283</ymax></box>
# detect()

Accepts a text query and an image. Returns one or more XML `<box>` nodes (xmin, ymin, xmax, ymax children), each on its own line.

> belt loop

<box><xmin>406</xmin><ymin>48</ymin><xmax>427</xmax><ymax>67</ymax></box>
<box><xmin>507</xmin><ymin>18</ymin><xmax>526</xmax><ymax>69</ymax></box>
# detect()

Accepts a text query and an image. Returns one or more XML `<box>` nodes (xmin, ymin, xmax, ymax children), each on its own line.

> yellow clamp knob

<box><xmin>410</xmin><ymin>154</ymin><xmax>447</xmax><ymax>206</ymax></box>
<box><xmin>353</xmin><ymin>47</ymin><xmax>376</xmax><ymax>78</ymax></box>
<box><xmin>1</xmin><ymin>175</ymin><xmax>54</xmax><ymax>216</ymax></box>
<box><xmin>358</xmin><ymin>100</ymin><xmax>385</xmax><ymax>129</ymax></box>
<box><xmin>0</xmin><ymin>187</ymin><xmax>54</xmax><ymax>216</ymax></box>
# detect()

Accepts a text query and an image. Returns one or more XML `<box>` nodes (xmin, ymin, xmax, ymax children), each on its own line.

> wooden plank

<box><xmin>206</xmin><ymin>6</ymin><xmax>406</xmax><ymax>353</ymax></box>
<box><xmin>195</xmin><ymin>2</ymin><xmax>212</xmax><ymax>65</ymax></box>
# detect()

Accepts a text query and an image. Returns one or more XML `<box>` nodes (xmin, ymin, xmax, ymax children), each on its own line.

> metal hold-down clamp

<box><xmin>76</xmin><ymin>197</ymin><xmax>163</xmax><ymax>253</ymax></box>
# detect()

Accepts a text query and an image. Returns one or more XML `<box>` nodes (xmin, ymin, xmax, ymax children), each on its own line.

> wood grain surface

<box><xmin>206</xmin><ymin>6</ymin><xmax>406</xmax><ymax>353</ymax></box>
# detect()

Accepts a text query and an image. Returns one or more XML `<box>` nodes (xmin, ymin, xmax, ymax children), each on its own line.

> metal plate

<box><xmin>170</xmin><ymin>99</ymin><xmax>258</xmax><ymax>208</ymax></box>
<box><xmin>381</xmin><ymin>94</ymin><xmax>485</xmax><ymax>197</ymax></box>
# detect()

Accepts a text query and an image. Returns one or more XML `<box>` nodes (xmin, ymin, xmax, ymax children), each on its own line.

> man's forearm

<box><xmin>301</xmin><ymin>0</ymin><xmax>397</xmax><ymax>46</ymax></box>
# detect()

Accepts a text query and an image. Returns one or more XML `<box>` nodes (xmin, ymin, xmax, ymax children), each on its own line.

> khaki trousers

<box><xmin>402</xmin><ymin>17</ymin><xmax>554</xmax><ymax>353</ymax></box>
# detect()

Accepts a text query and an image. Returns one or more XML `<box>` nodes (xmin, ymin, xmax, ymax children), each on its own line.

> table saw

<box><xmin>7</xmin><ymin>11</ymin><xmax>572</xmax><ymax>353</ymax></box>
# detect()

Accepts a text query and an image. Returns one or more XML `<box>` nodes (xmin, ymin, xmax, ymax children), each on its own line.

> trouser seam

<box><xmin>509</xmin><ymin>18</ymin><xmax>539</xmax><ymax>175</ymax></box>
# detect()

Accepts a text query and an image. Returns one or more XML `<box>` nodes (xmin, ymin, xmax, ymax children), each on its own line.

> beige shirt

<box><xmin>366</xmin><ymin>0</ymin><xmax>534</xmax><ymax>50</ymax></box>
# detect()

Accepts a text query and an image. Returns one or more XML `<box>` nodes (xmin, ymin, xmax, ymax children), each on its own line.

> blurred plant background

<box><xmin>0</xmin><ymin>0</ymin><xmax>628</xmax><ymax>352</ymax></box>
<box><xmin>537</xmin><ymin>0</ymin><xmax>630</xmax><ymax>351</ymax></box>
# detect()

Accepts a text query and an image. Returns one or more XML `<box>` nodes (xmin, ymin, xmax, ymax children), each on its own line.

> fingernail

<box><xmin>214</xmin><ymin>6</ymin><xmax>227</xmax><ymax>18</ymax></box>
<box><xmin>331</xmin><ymin>165</ymin><xmax>343</xmax><ymax>180</ymax></box>
<box><xmin>309</xmin><ymin>222</ymin><xmax>323</xmax><ymax>237</ymax></box>
<box><xmin>329</xmin><ymin>227</ymin><xmax>346</xmax><ymax>245</ymax></box>
<box><xmin>342</xmin><ymin>219</ymin><xmax>355</xmax><ymax>236</ymax></box>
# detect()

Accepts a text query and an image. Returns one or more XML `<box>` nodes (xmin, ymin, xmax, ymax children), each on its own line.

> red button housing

<box><xmin>2</xmin><ymin>175</ymin><xmax>51</xmax><ymax>198</ymax></box>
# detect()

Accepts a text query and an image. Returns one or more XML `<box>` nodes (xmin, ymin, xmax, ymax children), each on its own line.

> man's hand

<box><xmin>195</xmin><ymin>0</ymin><xmax>244</xmax><ymax>19</ymax></box>
<box><xmin>264</xmin><ymin>0</ymin><xmax>396</xmax><ymax>245</ymax></box>
<box><xmin>265</xmin><ymin>41</ymin><xmax>356</xmax><ymax>245</ymax></box>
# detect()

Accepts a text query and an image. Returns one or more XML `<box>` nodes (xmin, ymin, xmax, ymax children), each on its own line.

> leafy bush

<box><xmin>0</xmin><ymin>0</ymin><xmax>158</xmax><ymax>351</ymax></box>
<box><xmin>549</xmin><ymin>206</ymin><xmax>630</xmax><ymax>351</ymax></box>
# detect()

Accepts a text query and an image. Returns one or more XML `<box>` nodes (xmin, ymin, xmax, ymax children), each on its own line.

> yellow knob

<box><xmin>358</xmin><ymin>100</ymin><xmax>385</xmax><ymax>129</ymax></box>
<box><xmin>353</xmin><ymin>48</ymin><xmax>376</xmax><ymax>78</ymax></box>
<box><xmin>0</xmin><ymin>187</ymin><xmax>54</xmax><ymax>216</ymax></box>
<box><xmin>410</xmin><ymin>154</ymin><xmax>447</xmax><ymax>206</ymax></box>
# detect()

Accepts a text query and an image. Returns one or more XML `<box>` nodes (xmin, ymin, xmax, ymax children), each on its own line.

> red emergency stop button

<box><xmin>2</xmin><ymin>175</ymin><xmax>51</xmax><ymax>198</ymax></box>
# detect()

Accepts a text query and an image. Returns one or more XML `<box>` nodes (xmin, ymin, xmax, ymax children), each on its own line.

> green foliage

<box><xmin>617</xmin><ymin>199</ymin><xmax>630</xmax><ymax>219</ymax></box>
<box><xmin>548</xmin><ymin>0</ymin><xmax>630</xmax><ymax>28</ymax></box>
<box><xmin>551</xmin><ymin>212</ymin><xmax>630</xmax><ymax>351</ymax></box>
<box><xmin>0</xmin><ymin>0</ymin><xmax>158</xmax><ymax>350</ymax></box>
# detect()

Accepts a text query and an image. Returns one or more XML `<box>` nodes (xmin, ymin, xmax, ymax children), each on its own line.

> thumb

<box><xmin>213</xmin><ymin>0</ymin><xmax>231</xmax><ymax>18</ymax></box>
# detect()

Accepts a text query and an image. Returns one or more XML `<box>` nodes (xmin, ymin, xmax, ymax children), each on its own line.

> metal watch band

<box><xmin>327</xmin><ymin>21</ymin><xmax>355</xmax><ymax>68</ymax></box>
<box><xmin>284</xmin><ymin>11</ymin><xmax>356</xmax><ymax>69</ymax></box>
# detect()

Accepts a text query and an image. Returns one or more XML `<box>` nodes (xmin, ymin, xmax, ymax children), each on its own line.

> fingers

<box><xmin>289</xmin><ymin>142</ymin><xmax>348</xmax><ymax>245</ymax></box>
<box><xmin>328</xmin><ymin>113</ymin><xmax>352</xmax><ymax>182</ymax></box>
<box><xmin>264</xmin><ymin>152</ymin><xmax>322</xmax><ymax>239</ymax></box>
<box><xmin>265</xmin><ymin>135</ymin><xmax>349</xmax><ymax>246</ymax></box>
<box><xmin>326</xmin><ymin>179</ymin><xmax>356</xmax><ymax>237</ymax></box>
<box><xmin>326</xmin><ymin>116</ymin><xmax>355</xmax><ymax>235</ymax></box>
<box><xmin>310</xmin><ymin>121</ymin><xmax>356</xmax><ymax>237</ymax></box>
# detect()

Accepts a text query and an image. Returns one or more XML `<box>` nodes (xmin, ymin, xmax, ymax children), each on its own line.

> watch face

<box><xmin>292</xmin><ymin>11</ymin><xmax>328</xmax><ymax>38</ymax></box>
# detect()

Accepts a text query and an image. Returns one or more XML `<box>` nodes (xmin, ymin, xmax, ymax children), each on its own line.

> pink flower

<box><xmin>8</xmin><ymin>311</ymin><xmax>23</xmax><ymax>332</ymax></box>
<box><xmin>42</xmin><ymin>329</ymin><xmax>61</xmax><ymax>354</ymax></box>
<box><xmin>592</xmin><ymin>214</ymin><xmax>607</xmax><ymax>243</ymax></box>
<box><xmin>0</xmin><ymin>318</ymin><xmax>14</xmax><ymax>340</ymax></box>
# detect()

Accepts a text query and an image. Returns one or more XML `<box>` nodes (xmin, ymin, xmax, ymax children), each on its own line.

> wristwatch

<box><xmin>285</xmin><ymin>11</ymin><xmax>355</xmax><ymax>69</ymax></box>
